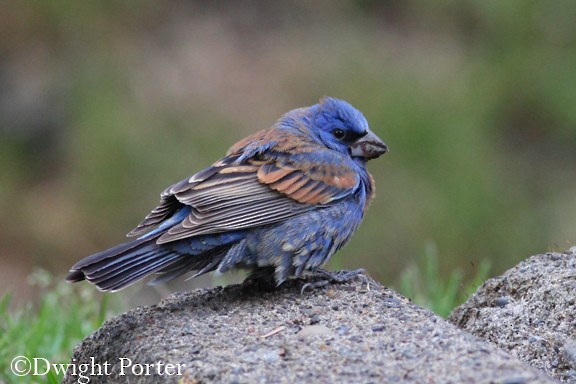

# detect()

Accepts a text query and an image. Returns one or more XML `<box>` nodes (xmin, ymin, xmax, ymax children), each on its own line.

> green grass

<box><xmin>397</xmin><ymin>243</ymin><xmax>491</xmax><ymax>318</ymax></box>
<box><xmin>0</xmin><ymin>270</ymin><xmax>121</xmax><ymax>384</ymax></box>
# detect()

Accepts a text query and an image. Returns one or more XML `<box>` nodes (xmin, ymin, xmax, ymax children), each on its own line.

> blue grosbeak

<box><xmin>66</xmin><ymin>97</ymin><xmax>387</xmax><ymax>291</ymax></box>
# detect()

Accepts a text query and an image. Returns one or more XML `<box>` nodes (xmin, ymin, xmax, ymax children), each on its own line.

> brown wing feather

<box><xmin>256</xmin><ymin>154</ymin><xmax>359</xmax><ymax>205</ymax></box>
<box><xmin>127</xmin><ymin>128</ymin><xmax>360</xmax><ymax>244</ymax></box>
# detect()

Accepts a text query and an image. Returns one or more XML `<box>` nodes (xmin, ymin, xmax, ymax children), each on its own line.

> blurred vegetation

<box><xmin>1</xmin><ymin>0</ymin><xmax>575</xmax><ymax>307</ymax></box>
<box><xmin>0</xmin><ymin>270</ymin><xmax>121</xmax><ymax>383</ymax></box>
<box><xmin>399</xmin><ymin>242</ymin><xmax>491</xmax><ymax>318</ymax></box>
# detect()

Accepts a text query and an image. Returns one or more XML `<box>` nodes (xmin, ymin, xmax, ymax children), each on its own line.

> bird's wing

<box><xmin>127</xmin><ymin>131</ymin><xmax>360</xmax><ymax>244</ymax></box>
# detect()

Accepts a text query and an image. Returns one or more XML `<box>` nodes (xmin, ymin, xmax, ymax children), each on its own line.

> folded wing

<box><xmin>127</xmin><ymin>130</ymin><xmax>361</xmax><ymax>244</ymax></box>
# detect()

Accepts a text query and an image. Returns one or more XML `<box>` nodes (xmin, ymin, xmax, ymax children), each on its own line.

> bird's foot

<box><xmin>300</xmin><ymin>268</ymin><xmax>368</xmax><ymax>294</ymax></box>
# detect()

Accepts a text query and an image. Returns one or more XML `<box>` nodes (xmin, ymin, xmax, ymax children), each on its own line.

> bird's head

<box><xmin>307</xmin><ymin>97</ymin><xmax>388</xmax><ymax>161</ymax></box>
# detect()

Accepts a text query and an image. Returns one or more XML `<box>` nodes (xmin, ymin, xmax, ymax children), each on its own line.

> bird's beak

<box><xmin>350</xmin><ymin>130</ymin><xmax>388</xmax><ymax>160</ymax></box>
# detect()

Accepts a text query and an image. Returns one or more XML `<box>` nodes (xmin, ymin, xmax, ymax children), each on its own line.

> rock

<box><xmin>450</xmin><ymin>250</ymin><xmax>576</xmax><ymax>383</ymax></box>
<box><xmin>64</xmin><ymin>273</ymin><xmax>556</xmax><ymax>383</ymax></box>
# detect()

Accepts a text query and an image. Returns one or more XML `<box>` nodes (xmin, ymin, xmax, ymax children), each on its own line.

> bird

<box><xmin>66</xmin><ymin>97</ymin><xmax>388</xmax><ymax>292</ymax></box>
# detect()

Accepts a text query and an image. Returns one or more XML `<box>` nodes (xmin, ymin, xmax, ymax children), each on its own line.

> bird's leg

<box><xmin>300</xmin><ymin>268</ymin><xmax>368</xmax><ymax>294</ymax></box>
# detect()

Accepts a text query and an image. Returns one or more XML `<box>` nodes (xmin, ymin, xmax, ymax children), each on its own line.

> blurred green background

<box><xmin>2</xmin><ymin>0</ymin><xmax>575</xmax><ymax>305</ymax></box>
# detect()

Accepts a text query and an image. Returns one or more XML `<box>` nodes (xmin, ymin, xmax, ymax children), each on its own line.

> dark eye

<box><xmin>332</xmin><ymin>128</ymin><xmax>345</xmax><ymax>140</ymax></box>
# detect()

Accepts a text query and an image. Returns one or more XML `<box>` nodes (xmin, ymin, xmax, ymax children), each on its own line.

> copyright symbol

<box><xmin>11</xmin><ymin>355</ymin><xmax>31</xmax><ymax>376</ymax></box>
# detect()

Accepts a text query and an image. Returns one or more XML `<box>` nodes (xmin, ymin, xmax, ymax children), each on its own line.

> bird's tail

<box><xmin>66</xmin><ymin>236</ymin><xmax>190</xmax><ymax>292</ymax></box>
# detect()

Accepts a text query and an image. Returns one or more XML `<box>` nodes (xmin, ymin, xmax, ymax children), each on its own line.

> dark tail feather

<box><xmin>66</xmin><ymin>237</ymin><xmax>187</xmax><ymax>292</ymax></box>
<box><xmin>147</xmin><ymin>245</ymin><xmax>230</xmax><ymax>285</ymax></box>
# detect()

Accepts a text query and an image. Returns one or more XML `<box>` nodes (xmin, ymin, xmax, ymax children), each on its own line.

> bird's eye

<box><xmin>332</xmin><ymin>128</ymin><xmax>345</xmax><ymax>140</ymax></box>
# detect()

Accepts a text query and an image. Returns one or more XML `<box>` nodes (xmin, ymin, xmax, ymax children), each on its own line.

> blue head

<box><xmin>309</xmin><ymin>97</ymin><xmax>388</xmax><ymax>161</ymax></box>
<box><xmin>274</xmin><ymin>97</ymin><xmax>387</xmax><ymax>161</ymax></box>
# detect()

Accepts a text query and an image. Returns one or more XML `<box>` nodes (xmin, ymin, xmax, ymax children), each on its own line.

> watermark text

<box><xmin>10</xmin><ymin>355</ymin><xmax>185</xmax><ymax>383</ymax></box>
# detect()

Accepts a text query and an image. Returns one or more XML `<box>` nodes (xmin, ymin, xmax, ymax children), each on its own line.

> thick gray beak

<box><xmin>350</xmin><ymin>130</ymin><xmax>388</xmax><ymax>160</ymax></box>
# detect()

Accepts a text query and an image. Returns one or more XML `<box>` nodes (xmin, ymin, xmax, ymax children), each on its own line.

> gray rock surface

<box><xmin>450</xmin><ymin>248</ymin><xmax>576</xmax><ymax>383</ymax></box>
<box><xmin>64</xmin><ymin>273</ymin><xmax>558</xmax><ymax>384</ymax></box>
